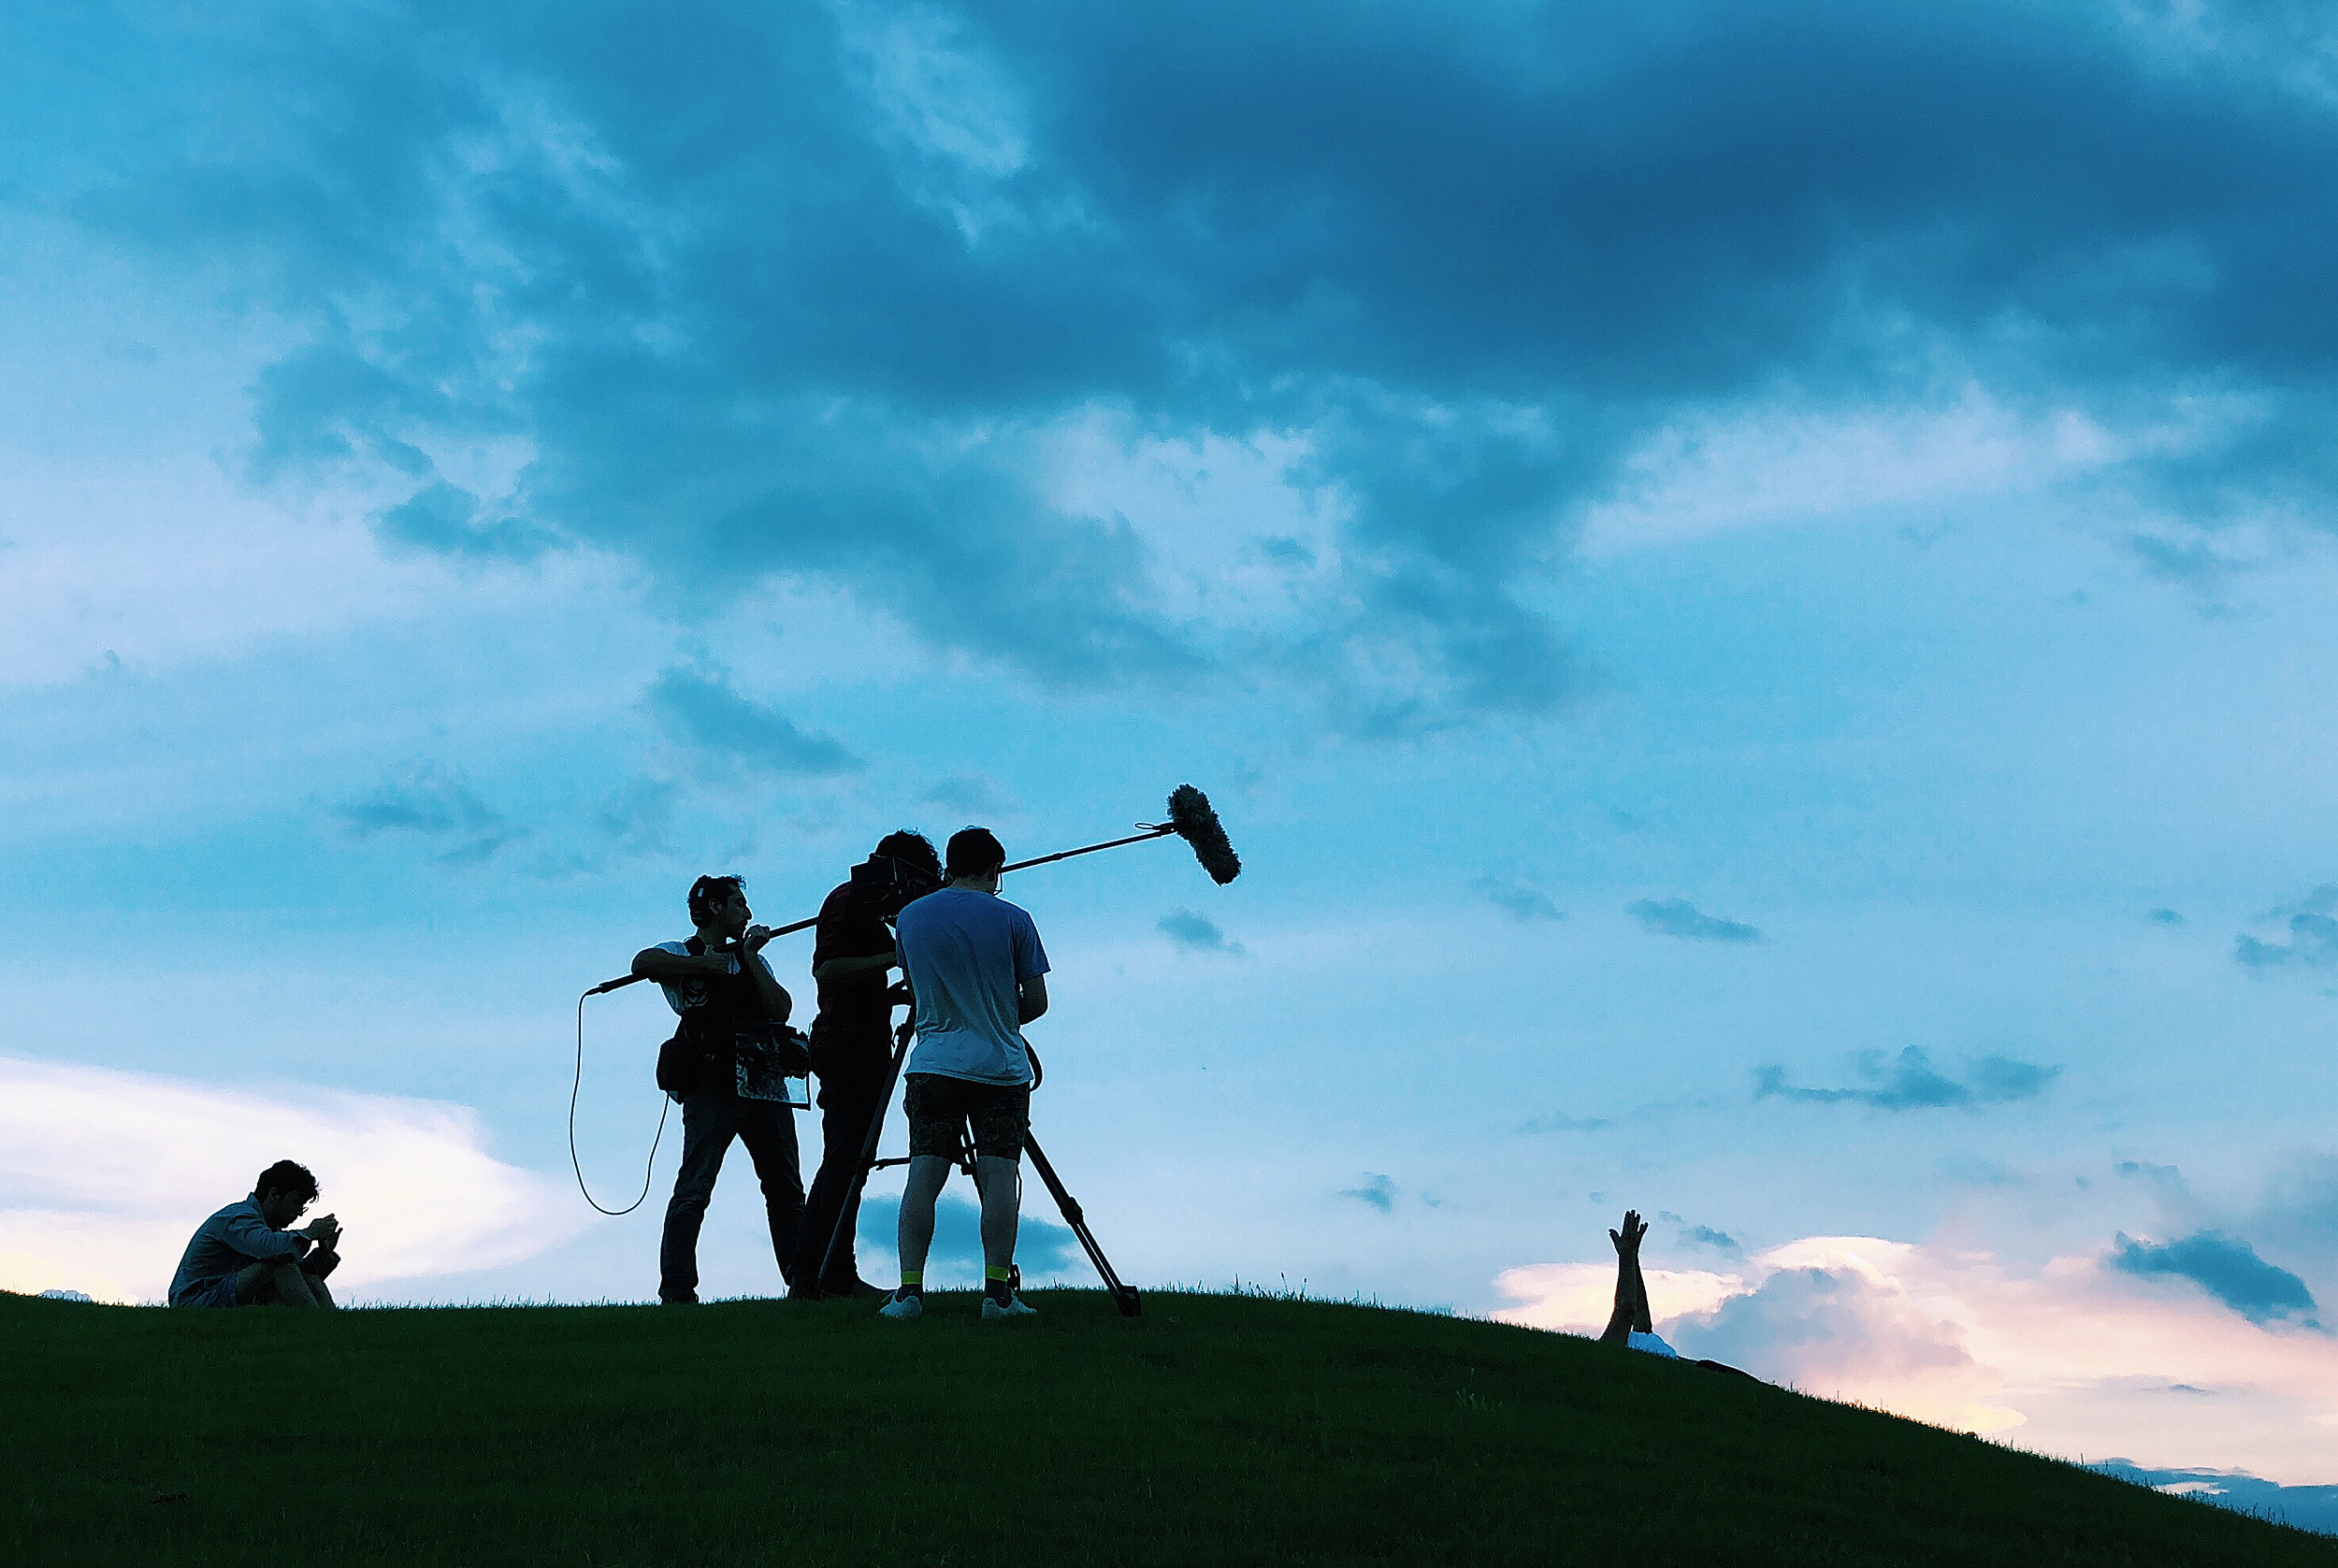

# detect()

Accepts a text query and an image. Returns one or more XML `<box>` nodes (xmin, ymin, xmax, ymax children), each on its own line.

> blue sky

<box><xmin>7</xmin><ymin>0</ymin><xmax>2338</xmax><ymax>1503</ymax></box>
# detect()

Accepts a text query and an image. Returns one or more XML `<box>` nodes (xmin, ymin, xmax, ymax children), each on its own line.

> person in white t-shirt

<box><xmin>877</xmin><ymin>827</ymin><xmax>1049</xmax><ymax>1321</ymax></box>
<box><xmin>629</xmin><ymin>874</ymin><xmax>801</xmax><ymax>1305</ymax></box>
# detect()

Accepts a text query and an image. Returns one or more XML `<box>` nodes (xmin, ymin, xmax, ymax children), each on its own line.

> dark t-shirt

<box><xmin>810</xmin><ymin>862</ymin><xmax>902</xmax><ymax>1045</ymax></box>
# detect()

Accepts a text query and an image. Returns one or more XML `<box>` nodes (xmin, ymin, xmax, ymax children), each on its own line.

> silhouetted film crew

<box><xmin>169</xmin><ymin>1159</ymin><xmax>342</xmax><ymax>1309</ymax></box>
<box><xmin>633</xmin><ymin>874</ymin><xmax>805</xmax><ymax>1305</ymax></box>
<box><xmin>787</xmin><ymin>830</ymin><xmax>941</xmax><ymax>1300</ymax></box>
<box><xmin>880</xmin><ymin>827</ymin><xmax>1048</xmax><ymax>1320</ymax></box>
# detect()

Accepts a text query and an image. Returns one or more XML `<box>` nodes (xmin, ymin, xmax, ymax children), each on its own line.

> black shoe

<box><xmin>823</xmin><ymin>1277</ymin><xmax>889</xmax><ymax>1301</ymax></box>
<box><xmin>785</xmin><ymin>1282</ymin><xmax>822</xmax><ymax>1302</ymax></box>
<box><xmin>659</xmin><ymin>1294</ymin><xmax>699</xmax><ymax>1306</ymax></box>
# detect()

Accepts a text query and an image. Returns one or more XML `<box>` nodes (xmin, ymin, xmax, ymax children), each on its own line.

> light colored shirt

<box><xmin>651</xmin><ymin>940</ymin><xmax>778</xmax><ymax>1016</ymax></box>
<box><xmin>168</xmin><ymin>1196</ymin><xmax>309</xmax><ymax>1306</ymax></box>
<box><xmin>894</xmin><ymin>887</ymin><xmax>1049</xmax><ymax>1086</ymax></box>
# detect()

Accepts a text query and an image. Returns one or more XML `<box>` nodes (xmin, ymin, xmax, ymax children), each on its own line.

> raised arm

<box><xmin>1598</xmin><ymin>1210</ymin><xmax>1652</xmax><ymax>1345</ymax></box>
<box><xmin>742</xmin><ymin>940</ymin><xmax>792</xmax><ymax>1025</ymax></box>
<box><xmin>631</xmin><ymin>944</ymin><xmax>730</xmax><ymax>981</ymax></box>
<box><xmin>814</xmin><ymin>953</ymin><xmax>894</xmax><ymax>985</ymax></box>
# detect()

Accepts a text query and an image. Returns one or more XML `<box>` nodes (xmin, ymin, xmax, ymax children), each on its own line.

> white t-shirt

<box><xmin>893</xmin><ymin>888</ymin><xmax>1049</xmax><ymax>1086</ymax></box>
<box><xmin>651</xmin><ymin>940</ymin><xmax>778</xmax><ymax>1017</ymax></box>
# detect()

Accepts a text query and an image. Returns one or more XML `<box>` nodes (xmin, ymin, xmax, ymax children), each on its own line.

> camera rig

<box><xmin>570</xmin><ymin>785</ymin><xmax>1244</xmax><ymax>1307</ymax></box>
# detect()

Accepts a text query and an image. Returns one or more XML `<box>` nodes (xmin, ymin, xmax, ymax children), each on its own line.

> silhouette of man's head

<box><xmin>688</xmin><ymin>874</ymin><xmax>749</xmax><ymax>934</ymax></box>
<box><xmin>945</xmin><ymin>827</ymin><xmax>1006</xmax><ymax>881</ymax></box>
<box><xmin>254</xmin><ymin>1160</ymin><xmax>317</xmax><ymax>1228</ymax></box>
<box><xmin>873</xmin><ymin>830</ymin><xmax>940</xmax><ymax>879</ymax></box>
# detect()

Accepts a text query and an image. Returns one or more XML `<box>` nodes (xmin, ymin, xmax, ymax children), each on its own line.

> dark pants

<box><xmin>790</xmin><ymin>1033</ymin><xmax>891</xmax><ymax>1289</ymax></box>
<box><xmin>658</xmin><ymin>1087</ymin><xmax>803</xmax><ymax>1303</ymax></box>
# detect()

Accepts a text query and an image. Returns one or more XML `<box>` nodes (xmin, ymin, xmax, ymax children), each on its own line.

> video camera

<box><xmin>859</xmin><ymin>841</ymin><xmax>945</xmax><ymax>925</ymax></box>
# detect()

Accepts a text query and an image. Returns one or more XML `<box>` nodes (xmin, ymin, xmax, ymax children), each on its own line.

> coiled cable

<box><xmin>569</xmin><ymin>988</ymin><xmax>671</xmax><ymax>1216</ymax></box>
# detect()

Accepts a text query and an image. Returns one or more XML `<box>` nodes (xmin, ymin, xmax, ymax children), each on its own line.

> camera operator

<box><xmin>631</xmin><ymin>874</ymin><xmax>802</xmax><ymax>1305</ymax></box>
<box><xmin>788</xmin><ymin>829</ymin><xmax>942</xmax><ymax>1300</ymax></box>
<box><xmin>879</xmin><ymin>827</ymin><xmax>1048</xmax><ymax>1321</ymax></box>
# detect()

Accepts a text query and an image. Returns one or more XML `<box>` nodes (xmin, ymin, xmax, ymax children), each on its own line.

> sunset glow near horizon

<box><xmin>6</xmin><ymin>0</ymin><xmax>2338</xmax><ymax>1510</ymax></box>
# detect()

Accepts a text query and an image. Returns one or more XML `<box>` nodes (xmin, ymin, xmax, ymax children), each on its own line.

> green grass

<box><xmin>3</xmin><ymin>1287</ymin><xmax>2330</xmax><ymax>1566</ymax></box>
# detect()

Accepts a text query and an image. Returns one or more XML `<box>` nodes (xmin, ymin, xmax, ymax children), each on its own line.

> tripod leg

<box><xmin>1021</xmin><ymin>1131</ymin><xmax>1142</xmax><ymax>1317</ymax></box>
<box><xmin>818</xmin><ymin>1019</ymin><xmax>914</xmax><ymax>1289</ymax></box>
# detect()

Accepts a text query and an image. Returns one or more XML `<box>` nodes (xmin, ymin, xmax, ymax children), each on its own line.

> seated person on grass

<box><xmin>168</xmin><ymin>1159</ymin><xmax>343</xmax><ymax>1309</ymax></box>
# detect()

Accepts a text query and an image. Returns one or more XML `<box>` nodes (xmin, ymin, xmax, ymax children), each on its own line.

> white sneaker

<box><xmin>981</xmin><ymin>1292</ymin><xmax>1037</xmax><ymax>1319</ymax></box>
<box><xmin>878</xmin><ymin>1291</ymin><xmax>923</xmax><ymax>1319</ymax></box>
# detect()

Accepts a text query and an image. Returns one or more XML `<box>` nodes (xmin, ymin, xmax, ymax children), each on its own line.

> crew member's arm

<box><xmin>303</xmin><ymin>1216</ymin><xmax>343</xmax><ymax>1277</ymax></box>
<box><xmin>814</xmin><ymin>887</ymin><xmax>900</xmax><ymax>986</ymax></box>
<box><xmin>813</xmin><ymin>954</ymin><xmax>894</xmax><ymax>984</ymax></box>
<box><xmin>741</xmin><ymin>936</ymin><xmax>793</xmax><ymax>1025</ymax></box>
<box><xmin>631</xmin><ymin>944</ymin><xmax>732</xmax><ymax>980</ymax></box>
<box><xmin>222</xmin><ymin>1206</ymin><xmax>310</xmax><ymax>1263</ymax></box>
<box><xmin>1015</xmin><ymin>912</ymin><xmax>1050</xmax><ymax>1025</ymax></box>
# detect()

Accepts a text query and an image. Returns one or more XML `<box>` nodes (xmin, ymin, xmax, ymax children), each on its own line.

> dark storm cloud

<box><xmin>43</xmin><ymin>0</ymin><xmax>2338</xmax><ymax>724</ymax></box>
<box><xmin>642</xmin><ymin>666</ymin><xmax>862</xmax><ymax>777</ymax></box>
<box><xmin>1628</xmin><ymin>898</ymin><xmax>1761</xmax><ymax>942</ymax></box>
<box><xmin>2107</xmin><ymin>1230</ymin><xmax>2320</xmax><ymax>1328</ymax></box>
<box><xmin>1755</xmin><ymin>1047</ymin><xmax>2058</xmax><ymax>1111</ymax></box>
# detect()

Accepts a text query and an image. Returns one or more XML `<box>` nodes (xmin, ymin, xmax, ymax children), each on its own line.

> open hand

<box><xmin>1609</xmin><ymin>1210</ymin><xmax>1648</xmax><ymax>1258</ymax></box>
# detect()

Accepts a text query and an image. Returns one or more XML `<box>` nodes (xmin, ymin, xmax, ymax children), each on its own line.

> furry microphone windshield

<box><xmin>1165</xmin><ymin>784</ymin><xmax>1242</xmax><ymax>885</ymax></box>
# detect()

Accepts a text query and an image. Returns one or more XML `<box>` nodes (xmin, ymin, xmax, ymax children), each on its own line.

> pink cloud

<box><xmin>1495</xmin><ymin>1232</ymin><xmax>2338</xmax><ymax>1486</ymax></box>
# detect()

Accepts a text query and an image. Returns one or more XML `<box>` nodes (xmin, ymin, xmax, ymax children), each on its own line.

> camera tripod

<box><xmin>815</xmin><ymin>1014</ymin><xmax>1142</xmax><ymax>1316</ymax></box>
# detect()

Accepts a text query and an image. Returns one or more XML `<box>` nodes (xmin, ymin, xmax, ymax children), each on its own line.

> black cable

<box><xmin>569</xmin><ymin>989</ymin><xmax>671</xmax><ymax>1216</ymax></box>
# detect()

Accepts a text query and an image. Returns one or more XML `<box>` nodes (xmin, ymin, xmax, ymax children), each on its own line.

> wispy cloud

<box><xmin>2234</xmin><ymin>885</ymin><xmax>2338</xmax><ymax>970</ymax></box>
<box><xmin>1495</xmin><ymin>1230</ymin><xmax>2338</xmax><ymax>1479</ymax></box>
<box><xmin>1628</xmin><ymin>898</ymin><xmax>1761</xmax><ymax>942</ymax></box>
<box><xmin>918</xmin><ymin>770</ymin><xmax>1019</xmax><ymax>817</ymax></box>
<box><xmin>596</xmin><ymin>777</ymin><xmax>677</xmax><ymax>857</ymax></box>
<box><xmin>0</xmin><ymin>1055</ymin><xmax>584</xmax><ymax>1302</ymax></box>
<box><xmin>1472</xmin><ymin>875</ymin><xmax>1565</xmax><ymax>923</ymax></box>
<box><xmin>331</xmin><ymin>762</ymin><xmax>522</xmax><ymax>865</ymax></box>
<box><xmin>1755</xmin><ymin>1047</ymin><xmax>2058</xmax><ymax>1111</ymax></box>
<box><xmin>642</xmin><ymin>666</ymin><xmax>861</xmax><ymax>777</ymax></box>
<box><xmin>1337</xmin><ymin>1174</ymin><xmax>1397</xmax><ymax>1214</ymax></box>
<box><xmin>1516</xmin><ymin>1111</ymin><xmax>1615</xmax><ymax>1135</ymax></box>
<box><xmin>1158</xmin><ymin>909</ymin><xmax>1244</xmax><ymax>956</ymax></box>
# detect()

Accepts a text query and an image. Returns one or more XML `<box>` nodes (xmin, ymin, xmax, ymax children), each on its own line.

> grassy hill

<box><xmin>3</xmin><ymin>1287</ymin><xmax>2330</xmax><ymax>1566</ymax></box>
